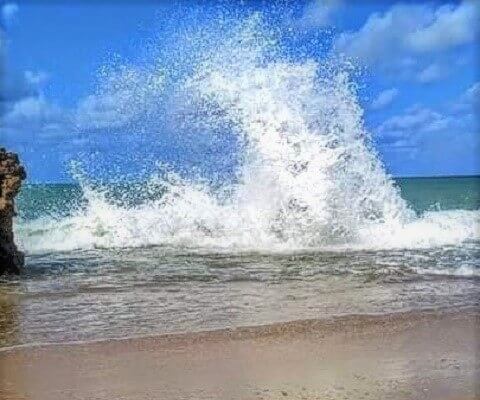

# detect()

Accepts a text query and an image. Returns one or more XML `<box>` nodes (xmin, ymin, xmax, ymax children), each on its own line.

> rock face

<box><xmin>0</xmin><ymin>148</ymin><xmax>26</xmax><ymax>274</ymax></box>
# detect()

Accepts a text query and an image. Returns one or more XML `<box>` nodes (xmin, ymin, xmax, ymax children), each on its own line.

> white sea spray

<box><xmin>17</xmin><ymin>13</ymin><xmax>480</xmax><ymax>254</ymax></box>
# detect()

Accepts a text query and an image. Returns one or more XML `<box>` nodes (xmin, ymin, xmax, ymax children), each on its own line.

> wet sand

<box><xmin>0</xmin><ymin>309</ymin><xmax>478</xmax><ymax>400</ymax></box>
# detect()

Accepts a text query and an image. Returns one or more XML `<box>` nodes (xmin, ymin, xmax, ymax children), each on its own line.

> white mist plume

<box><xmin>18</xmin><ymin>13</ymin><xmax>479</xmax><ymax>254</ymax></box>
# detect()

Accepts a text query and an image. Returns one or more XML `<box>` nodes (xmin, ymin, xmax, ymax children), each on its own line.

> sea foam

<box><xmin>17</xmin><ymin>13</ymin><xmax>479</xmax><ymax>254</ymax></box>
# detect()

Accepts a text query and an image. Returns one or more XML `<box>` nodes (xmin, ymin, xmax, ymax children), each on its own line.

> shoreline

<box><xmin>1</xmin><ymin>308</ymin><xmax>478</xmax><ymax>399</ymax></box>
<box><xmin>0</xmin><ymin>306</ymin><xmax>476</xmax><ymax>353</ymax></box>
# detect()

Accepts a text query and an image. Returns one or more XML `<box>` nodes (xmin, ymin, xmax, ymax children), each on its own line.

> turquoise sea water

<box><xmin>16</xmin><ymin>176</ymin><xmax>480</xmax><ymax>221</ymax></box>
<box><xmin>0</xmin><ymin>176</ymin><xmax>477</xmax><ymax>348</ymax></box>
<box><xmin>396</xmin><ymin>176</ymin><xmax>480</xmax><ymax>212</ymax></box>
<box><xmin>2</xmin><ymin>3</ymin><xmax>479</xmax><ymax>351</ymax></box>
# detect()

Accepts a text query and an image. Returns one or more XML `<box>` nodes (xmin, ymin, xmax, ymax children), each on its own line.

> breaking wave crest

<box><xmin>17</xmin><ymin>13</ymin><xmax>479</xmax><ymax>254</ymax></box>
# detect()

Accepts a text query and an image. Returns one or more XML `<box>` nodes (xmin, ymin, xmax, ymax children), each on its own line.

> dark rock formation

<box><xmin>0</xmin><ymin>148</ymin><xmax>26</xmax><ymax>274</ymax></box>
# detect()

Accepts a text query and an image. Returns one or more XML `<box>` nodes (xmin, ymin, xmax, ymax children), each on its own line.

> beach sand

<box><xmin>0</xmin><ymin>309</ymin><xmax>478</xmax><ymax>400</ymax></box>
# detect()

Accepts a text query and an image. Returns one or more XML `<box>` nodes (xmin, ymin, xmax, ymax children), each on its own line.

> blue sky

<box><xmin>1</xmin><ymin>0</ymin><xmax>479</xmax><ymax>182</ymax></box>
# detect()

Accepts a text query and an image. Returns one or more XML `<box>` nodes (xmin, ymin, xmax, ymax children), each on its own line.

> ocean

<box><xmin>1</xmin><ymin>14</ymin><xmax>479</xmax><ymax>349</ymax></box>
<box><xmin>0</xmin><ymin>176</ymin><xmax>478</xmax><ymax>348</ymax></box>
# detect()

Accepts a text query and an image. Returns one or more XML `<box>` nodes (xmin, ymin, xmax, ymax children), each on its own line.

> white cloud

<box><xmin>24</xmin><ymin>70</ymin><xmax>49</xmax><ymax>87</ymax></box>
<box><xmin>298</xmin><ymin>0</ymin><xmax>342</xmax><ymax>28</ymax></box>
<box><xmin>1</xmin><ymin>2</ymin><xmax>18</xmax><ymax>26</ymax></box>
<box><xmin>370</xmin><ymin>88</ymin><xmax>398</xmax><ymax>110</ymax></box>
<box><xmin>416</xmin><ymin>63</ymin><xmax>447</xmax><ymax>83</ymax></box>
<box><xmin>406</xmin><ymin>2</ymin><xmax>480</xmax><ymax>53</ymax></box>
<box><xmin>74</xmin><ymin>65</ymin><xmax>166</xmax><ymax>131</ymax></box>
<box><xmin>452</xmin><ymin>81</ymin><xmax>480</xmax><ymax>113</ymax></box>
<box><xmin>3</xmin><ymin>96</ymin><xmax>64</xmax><ymax>128</ymax></box>
<box><xmin>334</xmin><ymin>1</ymin><xmax>479</xmax><ymax>79</ymax></box>
<box><xmin>1</xmin><ymin>94</ymin><xmax>76</xmax><ymax>142</ymax></box>
<box><xmin>334</xmin><ymin>4</ymin><xmax>427</xmax><ymax>65</ymax></box>
<box><xmin>1</xmin><ymin>68</ymin><xmax>52</xmax><ymax>119</ymax></box>
<box><xmin>376</xmin><ymin>105</ymin><xmax>452</xmax><ymax>146</ymax></box>
<box><xmin>3</xmin><ymin>61</ymin><xmax>168</xmax><ymax>139</ymax></box>
<box><xmin>376</xmin><ymin>88</ymin><xmax>479</xmax><ymax>175</ymax></box>
<box><xmin>75</xmin><ymin>92</ymin><xmax>136</xmax><ymax>130</ymax></box>
<box><xmin>376</xmin><ymin>81</ymin><xmax>479</xmax><ymax>151</ymax></box>
<box><xmin>461</xmin><ymin>81</ymin><xmax>480</xmax><ymax>105</ymax></box>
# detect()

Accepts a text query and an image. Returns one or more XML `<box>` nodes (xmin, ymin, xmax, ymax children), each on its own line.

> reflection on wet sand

<box><xmin>0</xmin><ymin>289</ymin><xmax>22</xmax><ymax>400</ymax></box>
<box><xmin>0</xmin><ymin>287</ymin><xmax>19</xmax><ymax>348</ymax></box>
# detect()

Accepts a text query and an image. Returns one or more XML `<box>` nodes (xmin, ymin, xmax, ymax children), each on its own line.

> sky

<box><xmin>0</xmin><ymin>0</ymin><xmax>479</xmax><ymax>182</ymax></box>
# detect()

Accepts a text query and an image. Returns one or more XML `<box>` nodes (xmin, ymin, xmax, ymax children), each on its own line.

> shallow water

<box><xmin>1</xmin><ymin>205</ymin><xmax>479</xmax><ymax>347</ymax></box>
<box><xmin>2</xmin><ymin>9</ymin><xmax>479</xmax><ymax>347</ymax></box>
<box><xmin>2</xmin><ymin>158</ymin><xmax>479</xmax><ymax>348</ymax></box>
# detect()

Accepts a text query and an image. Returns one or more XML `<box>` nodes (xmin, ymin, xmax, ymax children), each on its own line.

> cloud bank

<box><xmin>335</xmin><ymin>1</ymin><xmax>479</xmax><ymax>81</ymax></box>
<box><xmin>371</xmin><ymin>88</ymin><xmax>398</xmax><ymax>110</ymax></box>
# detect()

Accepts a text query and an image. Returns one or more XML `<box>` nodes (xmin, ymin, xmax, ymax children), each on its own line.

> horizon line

<box><xmin>22</xmin><ymin>173</ymin><xmax>480</xmax><ymax>185</ymax></box>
